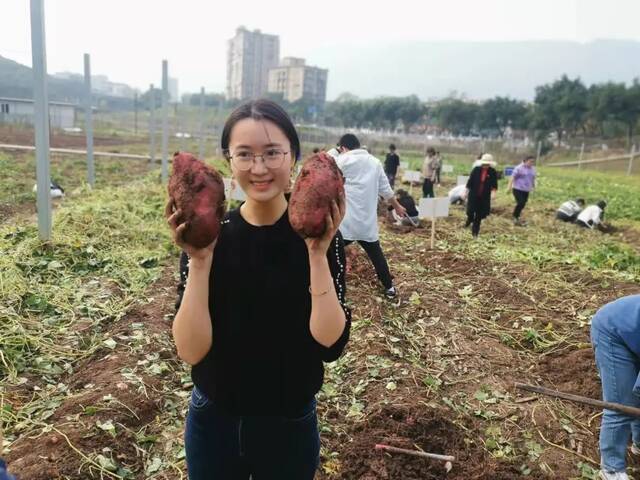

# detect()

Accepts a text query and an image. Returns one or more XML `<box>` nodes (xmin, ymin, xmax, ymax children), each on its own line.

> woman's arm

<box><xmin>173</xmin><ymin>255</ymin><xmax>213</xmax><ymax>365</ymax></box>
<box><xmin>166</xmin><ymin>200</ymin><xmax>215</xmax><ymax>365</ymax></box>
<box><xmin>305</xmin><ymin>198</ymin><xmax>347</xmax><ymax>348</ymax></box>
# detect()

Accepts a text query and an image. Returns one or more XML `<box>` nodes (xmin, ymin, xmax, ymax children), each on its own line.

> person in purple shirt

<box><xmin>591</xmin><ymin>295</ymin><xmax>640</xmax><ymax>480</ymax></box>
<box><xmin>507</xmin><ymin>155</ymin><xmax>536</xmax><ymax>226</ymax></box>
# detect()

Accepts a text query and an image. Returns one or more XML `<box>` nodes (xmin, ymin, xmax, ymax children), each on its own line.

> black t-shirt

<box><xmin>398</xmin><ymin>195</ymin><xmax>419</xmax><ymax>217</ymax></box>
<box><xmin>385</xmin><ymin>152</ymin><xmax>400</xmax><ymax>175</ymax></box>
<box><xmin>175</xmin><ymin>208</ymin><xmax>351</xmax><ymax>416</ymax></box>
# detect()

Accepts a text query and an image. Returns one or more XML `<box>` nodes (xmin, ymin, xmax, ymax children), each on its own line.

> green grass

<box><xmin>535</xmin><ymin>167</ymin><xmax>640</xmax><ymax>221</ymax></box>
<box><xmin>0</xmin><ymin>176</ymin><xmax>174</xmax><ymax>381</ymax></box>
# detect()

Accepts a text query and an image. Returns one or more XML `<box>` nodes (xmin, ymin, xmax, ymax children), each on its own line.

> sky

<box><xmin>1</xmin><ymin>0</ymin><xmax>640</xmax><ymax>99</ymax></box>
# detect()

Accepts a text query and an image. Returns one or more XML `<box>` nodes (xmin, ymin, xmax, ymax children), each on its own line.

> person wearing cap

<box><xmin>335</xmin><ymin>133</ymin><xmax>407</xmax><ymax>299</ymax></box>
<box><xmin>576</xmin><ymin>200</ymin><xmax>607</xmax><ymax>230</ymax></box>
<box><xmin>507</xmin><ymin>155</ymin><xmax>536</xmax><ymax>226</ymax></box>
<box><xmin>464</xmin><ymin>153</ymin><xmax>498</xmax><ymax>238</ymax></box>
<box><xmin>556</xmin><ymin>198</ymin><xmax>585</xmax><ymax>222</ymax></box>
<box><xmin>421</xmin><ymin>147</ymin><xmax>438</xmax><ymax>198</ymax></box>
<box><xmin>590</xmin><ymin>295</ymin><xmax>640</xmax><ymax>480</ymax></box>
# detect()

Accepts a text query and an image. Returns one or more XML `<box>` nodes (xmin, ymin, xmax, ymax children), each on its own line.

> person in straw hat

<box><xmin>463</xmin><ymin>153</ymin><xmax>498</xmax><ymax>238</ymax></box>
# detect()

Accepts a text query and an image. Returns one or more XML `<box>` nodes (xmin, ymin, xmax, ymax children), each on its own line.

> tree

<box><xmin>187</xmin><ymin>92</ymin><xmax>225</xmax><ymax>108</ymax></box>
<box><xmin>140</xmin><ymin>87</ymin><xmax>163</xmax><ymax>110</ymax></box>
<box><xmin>532</xmin><ymin>75</ymin><xmax>588</xmax><ymax>144</ymax></box>
<box><xmin>396</xmin><ymin>95</ymin><xmax>426</xmax><ymax>133</ymax></box>
<box><xmin>616</xmin><ymin>79</ymin><xmax>640</xmax><ymax>146</ymax></box>
<box><xmin>477</xmin><ymin>97</ymin><xmax>529</xmax><ymax>136</ymax></box>
<box><xmin>432</xmin><ymin>98</ymin><xmax>479</xmax><ymax>135</ymax></box>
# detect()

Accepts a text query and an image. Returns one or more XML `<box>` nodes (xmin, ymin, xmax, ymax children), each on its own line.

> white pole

<box><xmin>430</xmin><ymin>200</ymin><xmax>436</xmax><ymax>249</ymax></box>
<box><xmin>149</xmin><ymin>83</ymin><xmax>156</xmax><ymax>164</ymax></box>
<box><xmin>199</xmin><ymin>86</ymin><xmax>205</xmax><ymax>159</ymax></box>
<box><xmin>536</xmin><ymin>141</ymin><xmax>542</xmax><ymax>164</ymax></box>
<box><xmin>161</xmin><ymin>60</ymin><xmax>169</xmax><ymax>182</ymax></box>
<box><xmin>628</xmin><ymin>144</ymin><xmax>636</xmax><ymax>176</ymax></box>
<box><xmin>30</xmin><ymin>0</ymin><xmax>52</xmax><ymax>241</ymax></box>
<box><xmin>83</xmin><ymin>53</ymin><xmax>94</xmax><ymax>186</ymax></box>
<box><xmin>578</xmin><ymin>142</ymin><xmax>585</xmax><ymax>170</ymax></box>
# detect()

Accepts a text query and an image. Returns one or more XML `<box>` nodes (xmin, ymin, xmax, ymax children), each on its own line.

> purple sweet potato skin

<box><xmin>168</xmin><ymin>152</ymin><xmax>226</xmax><ymax>248</ymax></box>
<box><xmin>289</xmin><ymin>152</ymin><xmax>345</xmax><ymax>238</ymax></box>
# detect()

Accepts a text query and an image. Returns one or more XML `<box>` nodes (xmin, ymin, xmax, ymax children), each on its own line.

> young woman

<box><xmin>507</xmin><ymin>155</ymin><xmax>536</xmax><ymax>226</ymax></box>
<box><xmin>464</xmin><ymin>153</ymin><xmax>498</xmax><ymax>238</ymax></box>
<box><xmin>167</xmin><ymin>99</ymin><xmax>351</xmax><ymax>479</ymax></box>
<box><xmin>421</xmin><ymin>147</ymin><xmax>437</xmax><ymax>198</ymax></box>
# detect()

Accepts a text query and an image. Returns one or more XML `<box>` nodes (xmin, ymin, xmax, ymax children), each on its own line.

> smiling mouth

<box><xmin>251</xmin><ymin>180</ymin><xmax>273</xmax><ymax>186</ymax></box>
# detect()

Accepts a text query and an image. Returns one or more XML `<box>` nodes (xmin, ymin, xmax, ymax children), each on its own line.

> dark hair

<box><xmin>389</xmin><ymin>143</ymin><xmax>396</xmax><ymax>151</ymax></box>
<box><xmin>524</xmin><ymin>155</ymin><xmax>535</xmax><ymax>162</ymax></box>
<box><xmin>337</xmin><ymin>133</ymin><xmax>360</xmax><ymax>150</ymax></box>
<box><xmin>312</xmin><ymin>147</ymin><xmax>320</xmax><ymax>154</ymax></box>
<box><xmin>221</xmin><ymin>99</ymin><xmax>301</xmax><ymax>162</ymax></box>
<box><xmin>396</xmin><ymin>189</ymin><xmax>409</xmax><ymax>198</ymax></box>
<box><xmin>426</xmin><ymin>147</ymin><xmax>436</xmax><ymax>155</ymax></box>
<box><xmin>576</xmin><ymin>198</ymin><xmax>585</xmax><ymax>206</ymax></box>
<box><xmin>597</xmin><ymin>200</ymin><xmax>607</xmax><ymax>209</ymax></box>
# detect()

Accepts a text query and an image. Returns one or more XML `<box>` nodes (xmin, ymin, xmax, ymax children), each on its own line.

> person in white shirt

<box><xmin>335</xmin><ymin>134</ymin><xmax>406</xmax><ymax>299</ymax></box>
<box><xmin>576</xmin><ymin>200</ymin><xmax>607</xmax><ymax>230</ymax></box>
<box><xmin>448</xmin><ymin>184</ymin><xmax>467</xmax><ymax>205</ymax></box>
<box><xmin>556</xmin><ymin>198</ymin><xmax>585</xmax><ymax>222</ymax></box>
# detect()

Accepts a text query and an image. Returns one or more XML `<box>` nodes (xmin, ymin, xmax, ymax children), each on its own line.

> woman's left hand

<box><xmin>305</xmin><ymin>194</ymin><xmax>346</xmax><ymax>257</ymax></box>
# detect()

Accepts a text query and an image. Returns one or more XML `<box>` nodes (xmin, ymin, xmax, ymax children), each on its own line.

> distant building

<box><xmin>226</xmin><ymin>26</ymin><xmax>280</xmax><ymax>100</ymax></box>
<box><xmin>267</xmin><ymin>57</ymin><xmax>328</xmax><ymax>106</ymax></box>
<box><xmin>53</xmin><ymin>71</ymin><xmax>83</xmax><ymax>82</ymax></box>
<box><xmin>168</xmin><ymin>77</ymin><xmax>179</xmax><ymax>103</ymax></box>
<box><xmin>0</xmin><ymin>97</ymin><xmax>76</xmax><ymax>129</ymax></box>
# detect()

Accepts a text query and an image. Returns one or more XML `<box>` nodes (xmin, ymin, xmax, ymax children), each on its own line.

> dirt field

<box><xmin>1</xmin><ymin>150</ymin><xmax>639</xmax><ymax>479</ymax></box>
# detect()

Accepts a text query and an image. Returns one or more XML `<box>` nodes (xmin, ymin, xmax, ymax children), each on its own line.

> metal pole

<box><xmin>149</xmin><ymin>83</ymin><xmax>155</xmax><ymax>165</ymax></box>
<box><xmin>83</xmin><ymin>53</ymin><xmax>94</xmax><ymax>186</ymax></box>
<box><xmin>578</xmin><ymin>142</ymin><xmax>585</xmax><ymax>170</ymax></box>
<box><xmin>199</xmin><ymin>86</ymin><xmax>205</xmax><ymax>159</ymax></box>
<box><xmin>535</xmin><ymin>140</ymin><xmax>542</xmax><ymax>164</ymax></box>
<box><xmin>178</xmin><ymin>105</ymin><xmax>185</xmax><ymax>152</ymax></box>
<box><xmin>161</xmin><ymin>60</ymin><xmax>169</xmax><ymax>182</ymax></box>
<box><xmin>628</xmin><ymin>144</ymin><xmax>636</xmax><ymax>176</ymax></box>
<box><xmin>133</xmin><ymin>91</ymin><xmax>138</xmax><ymax>135</ymax></box>
<box><xmin>30</xmin><ymin>0</ymin><xmax>52</xmax><ymax>241</ymax></box>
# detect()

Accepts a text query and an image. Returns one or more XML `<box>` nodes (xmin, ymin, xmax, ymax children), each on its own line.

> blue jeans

<box><xmin>591</xmin><ymin>324</ymin><xmax>640</xmax><ymax>472</ymax></box>
<box><xmin>0</xmin><ymin>459</ymin><xmax>16</xmax><ymax>480</ymax></box>
<box><xmin>184</xmin><ymin>386</ymin><xmax>320</xmax><ymax>480</ymax></box>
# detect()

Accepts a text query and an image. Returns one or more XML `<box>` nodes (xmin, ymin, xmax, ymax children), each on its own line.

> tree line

<box><xmin>323</xmin><ymin>76</ymin><xmax>640</xmax><ymax>145</ymax></box>
<box><xmin>138</xmin><ymin>74</ymin><xmax>640</xmax><ymax>145</ymax></box>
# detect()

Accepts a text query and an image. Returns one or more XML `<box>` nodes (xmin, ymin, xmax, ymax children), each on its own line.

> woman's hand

<box><xmin>165</xmin><ymin>199</ymin><xmax>216</xmax><ymax>265</ymax></box>
<box><xmin>305</xmin><ymin>195</ymin><xmax>346</xmax><ymax>258</ymax></box>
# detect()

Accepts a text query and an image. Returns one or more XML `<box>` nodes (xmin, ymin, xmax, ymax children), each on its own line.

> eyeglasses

<box><xmin>228</xmin><ymin>149</ymin><xmax>290</xmax><ymax>171</ymax></box>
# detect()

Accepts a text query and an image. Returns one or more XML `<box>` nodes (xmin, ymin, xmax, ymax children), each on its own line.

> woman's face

<box><xmin>228</xmin><ymin>118</ymin><xmax>294</xmax><ymax>203</ymax></box>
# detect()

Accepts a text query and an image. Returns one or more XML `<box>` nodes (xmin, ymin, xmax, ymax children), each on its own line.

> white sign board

<box><xmin>402</xmin><ymin>170</ymin><xmax>422</xmax><ymax>183</ymax></box>
<box><xmin>223</xmin><ymin>177</ymin><xmax>246</xmax><ymax>202</ymax></box>
<box><xmin>441</xmin><ymin>164</ymin><xmax>454</xmax><ymax>173</ymax></box>
<box><xmin>400</xmin><ymin>161</ymin><xmax>409</xmax><ymax>170</ymax></box>
<box><xmin>418</xmin><ymin>197</ymin><xmax>450</xmax><ymax>220</ymax></box>
<box><xmin>457</xmin><ymin>175</ymin><xmax>469</xmax><ymax>186</ymax></box>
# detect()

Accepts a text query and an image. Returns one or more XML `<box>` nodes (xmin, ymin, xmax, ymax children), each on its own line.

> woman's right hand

<box><xmin>165</xmin><ymin>199</ymin><xmax>216</xmax><ymax>264</ymax></box>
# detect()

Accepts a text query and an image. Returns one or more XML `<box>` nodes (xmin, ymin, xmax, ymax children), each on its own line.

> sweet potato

<box><xmin>168</xmin><ymin>152</ymin><xmax>226</xmax><ymax>248</ymax></box>
<box><xmin>289</xmin><ymin>152</ymin><xmax>345</xmax><ymax>238</ymax></box>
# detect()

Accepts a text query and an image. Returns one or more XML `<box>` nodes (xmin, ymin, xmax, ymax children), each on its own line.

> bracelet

<box><xmin>309</xmin><ymin>284</ymin><xmax>332</xmax><ymax>296</ymax></box>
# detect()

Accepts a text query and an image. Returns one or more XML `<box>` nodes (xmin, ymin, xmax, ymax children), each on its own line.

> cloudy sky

<box><xmin>2</xmin><ymin>0</ymin><xmax>639</xmax><ymax>99</ymax></box>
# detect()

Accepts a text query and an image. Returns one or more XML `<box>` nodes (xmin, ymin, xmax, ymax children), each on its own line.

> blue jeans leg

<box><xmin>592</xmin><ymin>326</ymin><xmax>640</xmax><ymax>472</ymax></box>
<box><xmin>184</xmin><ymin>388</ymin><xmax>319</xmax><ymax>480</ymax></box>
<box><xmin>184</xmin><ymin>387</ymin><xmax>249</xmax><ymax>480</ymax></box>
<box><xmin>247</xmin><ymin>399</ymin><xmax>320</xmax><ymax>480</ymax></box>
